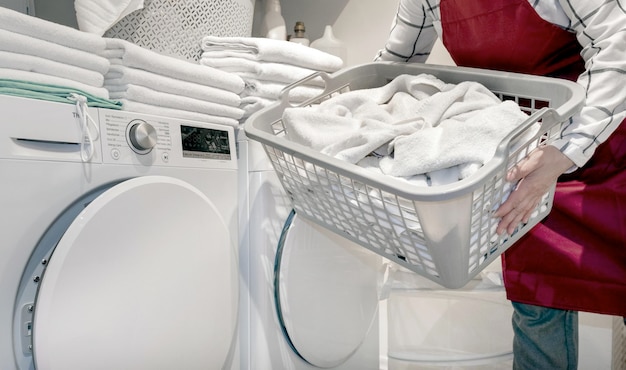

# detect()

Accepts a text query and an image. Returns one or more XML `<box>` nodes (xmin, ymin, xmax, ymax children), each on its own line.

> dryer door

<box><xmin>275</xmin><ymin>211</ymin><xmax>380</xmax><ymax>368</ymax></box>
<box><xmin>31</xmin><ymin>176</ymin><xmax>238</xmax><ymax>370</ymax></box>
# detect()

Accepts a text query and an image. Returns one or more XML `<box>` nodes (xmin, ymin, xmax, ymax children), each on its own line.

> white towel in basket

<box><xmin>109</xmin><ymin>85</ymin><xmax>244</xmax><ymax>119</ymax></box>
<box><xmin>199</xmin><ymin>56</ymin><xmax>325</xmax><ymax>87</ymax></box>
<box><xmin>283</xmin><ymin>74</ymin><xmax>451</xmax><ymax>164</ymax></box>
<box><xmin>105</xmin><ymin>65</ymin><xmax>241</xmax><ymax>107</ymax></box>
<box><xmin>0</xmin><ymin>50</ymin><xmax>104</xmax><ymax>88</ymax></box>
<box><xmin>0</xmin><ymin>6</ymin><xmax>106</xmax><ymax>52</ymax></box>
<box><xmin>380</xmin><ymin>100</ymin><xmax>530</xmax><ymax>176</ymax></box>
<box><xmin>200</xmin><ymin>36</ymin><xmax>343</xmax><ymax>72</ymax></box>
<box><xmin>283</xmin><ymin>73</ymin><xmax>530</xmax><ymax>178</ymax></box>
<box><xmin>0</xmin><ymin>29</ymin><xmax>110</xmax><ymax>75</ymax></box>
<box><xmin>103</xmin><ymin>38</ymin><xmax>245</xmax><ymax>94</ymax></box>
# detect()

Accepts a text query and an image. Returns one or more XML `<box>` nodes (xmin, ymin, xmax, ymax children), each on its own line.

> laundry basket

<box><xmin>244</xmin><ymin>62</ymin><xmax>585</xmax><ymax>289</ymax></box>
<box><xmin>104</xmin><ymin>0</ymin><xmax>255</xmax><ymax>62</ymax></box>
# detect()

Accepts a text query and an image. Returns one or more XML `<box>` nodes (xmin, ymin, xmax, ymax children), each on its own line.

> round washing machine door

<box><xmin>275</xmin><ymin>211</ymin><xmax>380</xmax><ymax>368</ymax></box>
<box><xmin>30</xmin><ymin>176</ymin><xmax>238</xmax><ymax>370</ymax></box>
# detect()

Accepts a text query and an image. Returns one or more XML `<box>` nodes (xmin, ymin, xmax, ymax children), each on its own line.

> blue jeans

<box><xmin>511</xmin><ymin>301</ymin><xmax>578</xmax><ymax>370</ymax></box>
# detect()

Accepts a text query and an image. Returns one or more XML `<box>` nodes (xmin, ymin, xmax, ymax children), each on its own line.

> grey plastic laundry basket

<box><xmin>244</xmin><ymin>62</ymin><xmax>585</xmax><ymax>288</ymax></box>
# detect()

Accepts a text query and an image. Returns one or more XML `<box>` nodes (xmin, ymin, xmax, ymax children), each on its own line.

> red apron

<box><xmin>441</xmin><ymin>0</ymin><xmax>626</xmax><ymax>316</ymax></box>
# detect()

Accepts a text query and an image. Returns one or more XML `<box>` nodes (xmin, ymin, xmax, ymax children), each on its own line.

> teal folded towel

<box><xmin>0</xmin><ymin>79</ymin><xmax>122</xmax><ymax>109</ymax></box>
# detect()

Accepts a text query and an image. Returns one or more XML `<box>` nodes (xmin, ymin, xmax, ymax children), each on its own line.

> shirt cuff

<box><xmin>549</xmin><ymin>139</ymin><xmax>589</xmax><ymax>174</ymax></box>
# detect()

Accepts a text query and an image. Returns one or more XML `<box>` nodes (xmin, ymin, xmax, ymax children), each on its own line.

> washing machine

<box><xmin>237</xmin><ymin>132</ymin><xmax>381</xmax><ymax>370</ymax></box>
<box><xmin>0</xmin><ymin>95</ymin><xmax>239</xmax><ymax>370</ymax></box>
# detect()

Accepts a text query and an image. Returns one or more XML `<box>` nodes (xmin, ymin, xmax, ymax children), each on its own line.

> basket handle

<box><xmin>277</xmin><ymin>71</ymin><xmax>332</xmax><ymax>107</ymax></box>
<box><xmin>498</xmin><ymin>107</ymin><xmax>561</xmax><ymax>158</ymax></box>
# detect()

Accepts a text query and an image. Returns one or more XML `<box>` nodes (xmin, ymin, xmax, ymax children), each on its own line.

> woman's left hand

<box><xmin>494</xmin><ymin>145</ymin><xmax>574</xmax><ymax>235</ymax></box>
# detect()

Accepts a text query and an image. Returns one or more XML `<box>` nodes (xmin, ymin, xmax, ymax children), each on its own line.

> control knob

<box><xmin>128</xmin><ymin>120</ymin><xmax>157</xmax><ymax>153</ymax></box>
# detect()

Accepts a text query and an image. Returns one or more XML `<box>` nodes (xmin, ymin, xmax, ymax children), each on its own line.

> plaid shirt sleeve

<box><xmin>374</xmin><ymin>0</ymin><xmax>439</xmax><ymax>63</ymax></box>
<box><xmin>550</xmin><ymin>0</ymin><xmax>626</xmax><ymax>168</ymax></box>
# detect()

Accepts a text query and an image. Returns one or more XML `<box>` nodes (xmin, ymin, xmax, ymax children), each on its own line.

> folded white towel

<box><xmin>109</xmin><ymin>85</ymin><xmax>244</xmax><ymax>119</ymax></box>
<box><xmin>103</xmin><ymin>38</ymin><xmax>245</xmax><ymax>94</ymax></box>
<box><xmin>199</xmin><ymin>56</ymin><xmax>325</xmax><ymax>87</ymax></box>
<box><xmin>200</xmin><ymin>36</ymin><xmax>343</xmax><ymax>72</ymax></box>
<box><xmin>105</xmin><ymin>65</ymin><xmax>241</xmax><ymax>107</ymax></box>
<box><xmin>243</xmin><ymin>78</ymin><xmax>324</xmax><ymax>102</ymax></box>
<box><xmin>379</xmin><ymin>101</ymin><xmax>530</xmax><ymax>176</ymax></box>
<box><xmin>0</xmin><ymin>29</ymin><xmax>110</xmax><ymax>75</ymax></box>
<box><xmin>0</xmin><ymin>50</ymin><xmax>104</xmax><ymax>87</ymax></box>
<box><xmin>0</xmin><ymin>68</ymin><xmax>109</xmax><ymax>99</ymax></box>
<box><xmin>0</xmin><ymin>6</ymin><xmax>106</xmax><ymax>52</ymax></box>
<box><xmin>75</xmin><ymin>0</ymin><xmax>144</xmax><ymax>36</ymax></box>
<box><xmin>240</xmin><ymin>96</ymin><xmax>275</xmax><ymax>119</ymax></box>
<box><xmin>117</xmin><ymin>100</ymin><xmax>240</xmax><ymax>128</ymax></box>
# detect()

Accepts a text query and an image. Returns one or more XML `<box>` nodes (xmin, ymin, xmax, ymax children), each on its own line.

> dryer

<box><xmin>0</xmin><ymin>95</ymin><xmax>239</xmax><ymax>369</ymax></box>
<box><xmin>238</xmin><ymin>133</ymin><xmax>381</xmax><ymax>370</ymax></box>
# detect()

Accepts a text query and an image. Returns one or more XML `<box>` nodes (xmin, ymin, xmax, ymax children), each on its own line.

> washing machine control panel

<box><xmin>98</xmin><ymin>110</ymin><xmax>236</xmax><ymax>169</ymax></box>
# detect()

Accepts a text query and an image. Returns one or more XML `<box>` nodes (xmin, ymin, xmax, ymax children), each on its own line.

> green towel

<box><xmin>0</xmin><ymin>78</ymin><xmax>122</xmax><ymax>109</ymax></box>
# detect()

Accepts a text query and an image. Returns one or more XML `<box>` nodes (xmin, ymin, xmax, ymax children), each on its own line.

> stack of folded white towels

<box><xmin>101</xmin><ymin>38</ymin><xmax>246</xmax><ymax>128</ymax></box>
<box><xmin>0</xmin><ymin>7</ymin><xmax>110</xmax><ymax>99</ymax></box>
<box><xmin>200</xmin><ymin>36</ymin><xmax>344</xmax><ymax>121</ymax></box>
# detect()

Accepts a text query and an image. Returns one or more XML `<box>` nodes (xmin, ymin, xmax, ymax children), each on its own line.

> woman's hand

<box><xmin>494</xmin><ymin>145</ymin><xmax>574</xmax><ymax>235</ymax></box>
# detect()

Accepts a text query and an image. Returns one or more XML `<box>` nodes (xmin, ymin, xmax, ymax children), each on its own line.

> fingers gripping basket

<box><xmin>244</xmin><ymin>62</ymin><xmax>585</xmax><ymax>288</ymax></box>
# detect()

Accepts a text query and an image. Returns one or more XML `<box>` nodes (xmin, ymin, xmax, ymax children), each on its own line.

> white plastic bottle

<box><xmin>261</xmin><ymin>0</ymin><xmax>287</xmax><ymax>40</ymax></box>
<box><xmin>289</xmin><ymin>21</ymin><xmax>310</xmax><ymax>46</ymax></box>
<box><xmin>310</xmin><ymin>25</ymin><xmax>347</xmax><ymax>66</ymax></box>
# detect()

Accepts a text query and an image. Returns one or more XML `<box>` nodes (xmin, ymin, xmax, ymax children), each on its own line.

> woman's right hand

<box><xmin>493</xmin><ymin>145</ymin><xmax>574</xmax><ymax>235</ymax></box>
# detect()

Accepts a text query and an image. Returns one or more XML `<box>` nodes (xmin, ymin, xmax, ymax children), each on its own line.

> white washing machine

<box><xmin>238</xmin><ymin>133</ymin><xmax>381</xmax><ymax>370</ymax></box>
<box><xmin>0</xmin><ymin>95</ymin><xmax>239</xmax><ymax>369</ymax></box>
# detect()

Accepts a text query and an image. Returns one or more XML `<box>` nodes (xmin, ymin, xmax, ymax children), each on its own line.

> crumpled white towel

<box><xmin>0</xmin><ymin>6</ymin><xmax>106</xmax><ymax>52</ymax></box>
<box><xmin>283</xmin><ymin>73</ymin><xmax>531</xmax><ymax>179</ymax></box>
<box><xmin>75</xmin><ymin>0</ymin><xmax>144</xmax><ymax>36</ymax></box>
<box><xmin>200</xmin><ymin>36</ymin><xmax>343</xmax><ymax>72</ymax></box>
<box><xmin>0</xmin><ymin>68</ymin><xmax>109</xmax><ymax>99</ymax></box>
<box><xmin>283</xmin><ymin>74</ymin><xmax>450</xmax><ymax>163</ymax></box>
<box><xmin>379</xmin><ymin>100</ymin><xmax>529</xmax><ymax>176</ymax></box>
<box><xmin>0</xmin><ymin>29</ymin><xmax>110</xmax><ymax>75</ymax></box>
<box><xmin>117</xmin><ymin>100</ymin><xmax>240</xmax><ymax>128</ymax></box>
<box><xmin>0</xmin><ymin>50</ymin><xmax>104</xmax><ymax>87</ymax></box>
<box><xmin>109</xmin><ymin>85</ymin><xmax>244</xmax><ymax>119</ymax></box>
<box><xmin>103</xmin><ymin>38</ymin><xmax>245</xmax><ymax>94</ymax></box>
<box><xmin>199</xmin><ymin>56</ymin><xmax>325</xmax><ymax>87</ymax></box>
<box><xmin>310</xmin><ymin>73</ymin><xmax>449</xmax><ymax>121</ymax></box>
<box><xmin>243</xmin><ymin>78</ymin><xmax>323</xmax><ymax>102</ymax></box>
<box><xmin>105</xmin><ymin>65</ymin><xmax>241</xmax><ymax>107</ymax></box>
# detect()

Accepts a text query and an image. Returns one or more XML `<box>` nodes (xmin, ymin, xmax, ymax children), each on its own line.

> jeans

<box><xmin>511</xmin><ymin>301</ymin><xmax>578</xmax><ymax>370</ymax></box>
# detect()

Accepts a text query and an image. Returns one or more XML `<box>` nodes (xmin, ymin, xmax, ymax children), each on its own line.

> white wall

<box><xmin>253</xmin><ymin>0</ymin><xmax>454</xmax><ymax>67</ymax></box>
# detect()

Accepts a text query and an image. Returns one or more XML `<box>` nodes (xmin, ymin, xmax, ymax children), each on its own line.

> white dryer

<box><xmin>238</xmin><ymin>133</ymin><xmax>381</xmax><ymax>370</ymax></box>
<box><xmin>0</xmin><ymin>95</ymin><xmax>239</xmax><ymax>369</ymax></box>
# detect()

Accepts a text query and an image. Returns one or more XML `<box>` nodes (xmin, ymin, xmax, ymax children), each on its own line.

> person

<box><xmin>375</xmin><ymin>0</ymin><xmax>626</xmax><ymax>368</ymax></box>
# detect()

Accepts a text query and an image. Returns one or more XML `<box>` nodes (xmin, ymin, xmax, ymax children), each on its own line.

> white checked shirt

<box><xmin>376</xmin><ymin>0</ymin><xmax>626</xmax><ymax>169</ymax></box>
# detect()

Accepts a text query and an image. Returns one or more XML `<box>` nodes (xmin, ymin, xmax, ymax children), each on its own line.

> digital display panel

<box><xmin>180</xmin><ymin>125</ymin><xmax>231</xmax><ymax>160</ymax></box>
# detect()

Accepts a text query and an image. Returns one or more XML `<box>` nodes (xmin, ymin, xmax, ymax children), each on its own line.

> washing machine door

<box><xmin>275</xmin><ymin>211</ymin><xmax>380</xmax><ymax>368</ymax></box>
<box><xmin>31</xmin><ymin>176</ymin><xmax>237</xmax><ymax>370</ymax></box>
